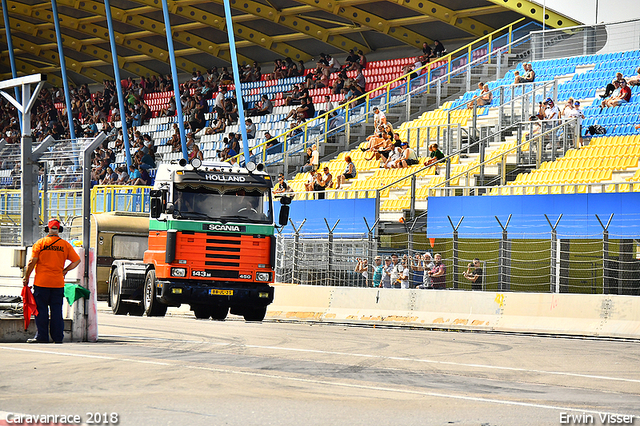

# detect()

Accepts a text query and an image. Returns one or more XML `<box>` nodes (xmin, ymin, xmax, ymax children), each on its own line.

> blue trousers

<box><xmin>33</xmin><ymin>286</ymin><xmax>64</xmax><ymax>343</ymax></box>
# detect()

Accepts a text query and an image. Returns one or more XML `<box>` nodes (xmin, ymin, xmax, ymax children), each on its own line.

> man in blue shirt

<box><xmin>372</xmin><ymin>256</ymin><xmax>383</xmax><ymax>288</ymax></box>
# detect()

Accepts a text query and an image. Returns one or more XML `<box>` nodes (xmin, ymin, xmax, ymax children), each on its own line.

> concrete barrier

<box><xmin>267</xmin><ymin>286</ymin><xmax>640</xmax><ymax>339</ymax></box>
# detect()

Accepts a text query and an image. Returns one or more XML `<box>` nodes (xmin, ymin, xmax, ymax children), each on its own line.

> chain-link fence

<box><xmin>275</xmin><ymin>217</ymin><xmax>640</xmax><ymax>295</ymax></box>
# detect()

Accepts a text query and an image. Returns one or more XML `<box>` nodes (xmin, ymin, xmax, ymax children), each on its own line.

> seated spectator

<box><xmin>131</xmin><ymin>165</ymin><xmax>151</xmax><ymax>186</ymax></box>
<box><xmin>304</xmin><ymin>169</ymin><xmax>317</xmax><ymax>191</ymax></box>
<box><xmin>139</xmin><ymin>148</ymin><xmax>156</xmax><ymax>170</ymax></box>
<box><xmin>100</xmin><ymin>166</ymin><xmax>117</xmax><ymax>185</ymax></box>
<box><xmin>285</xmin><ymin>84</ymin><xmax>305</xmax><ymax>106</ymax></box>
<box><xmin>357</xmin><ymin>50</ymin><xmax>367</xmax><ymax>69</ymax></box>
<box><xmin>398</xmin><ymin>143</ymin><xmax>419</xmax><ymax>168</ymax></box>
<box><xmin>317</xmin><ymin>95</ymin><xmax>336</xmax><ymax>116</ymax></box>
<box><xmin>600</xmin><ymin>72</ymin><xmax>625</xmax><ymax>98</ymax></box>
<box><xmin>249</xmin><ymin>95</ymin><xmax>273</xmax><ymax>116</ymax></box>
<box><xmin>335</xmin><ymin>155</ymin><xmax>356</xmax><ymax>190</ymax></box>
<box><xmin>264</xmin><ymin>131</ymin><xmax>282</xmax><ymax>155</ymax></box>
<box><xmin>189</xmin><ymin>143</ymin><xmax>204</xmax><ymax>162</ymax></box>
<box><xmin>127</xmin><ymin>165</ymin><xmax>141</xmax><ymax>185</ymax></box>
<box><xmin>354</xmin><ymin>65</ymin><xmax>366</xmax><ymax>92</ymax></box>
<box><xmin>384</xmin><ymin>146</ymin><xmax>403</xmax><ymax>169</ymax></box>
<box><xmin>467</xmin><ymin>83</ymin><xmax>489</xmax><ymax>108</ymax></box>
<box><xmin>245</xmin><ymin>119</ymin><xmax>256</xmax><ymax>139</ymax></box>
<box><xmin>205</xmin><ymin>118</ymin><xmax>226</xmax><ymax>135</ymax></box>
<box><xmin>422</xmin><ymin>42</ymin><xmax>435</xmax><ymax>62</ymax></box>
<box><xmin>273</xmin><ymin>173</ymin><xmax>292</xmax><ymax>195</ymax></box>
<box><xmin>424</xmin><ymin>143</ymin><xmax>444</xmax><ymax>174</ymax></box>
<box><xmin>284</xmin><ymin>96</ymin><xmax>314</xmax><ymax>121</ymax></box>
<box><xmin>603</xmin><ymin>79</ymin><xmax>631</xmax><ymax>108</ymax></box>
<box><xmin>345</xmin><ymin>49</ymin><xmax>359</xmax><ymax>70</ymax></box>
<box><xmin>300</xmin><ymin>147</ymin><xmax>314</xmax><ymax>173</ymax></box>
<box><xmin>522</xmin><ymin>63</ymin><xmax>536</xmax><ymax>83</ymax></box>
<box><xmin>433</xmin><ymin>40</ymin><xmax>446</xmax><ymax>57</ymax></box>
<box><xmin>115</xmin><ymin>166</ymin><xmax>129</xmax><ymax>185</ymax></box>
<box><xmin>628</xmin><ymin>67</ymin><xmax>640</xmax><ymax>86</ymax></box>
<box><xmin>513</xmin><ymin>71</ymin><xmax>523</xmax><ymax>84</ymax></box>
<box><xmin>328</xmin><ymin>111</ymin><xmax>345</xmax><ymax>131</ymax></box>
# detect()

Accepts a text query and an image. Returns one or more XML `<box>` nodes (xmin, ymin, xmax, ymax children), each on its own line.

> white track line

<box><xmin>0</xmin><ymin>345</ymin><xmax>637</xmax><ymax>419</ymax></box>
<box><xmin>101</xmin><ymin>334</ymin><xmax>640</xmax><ymax>385</ymax></box>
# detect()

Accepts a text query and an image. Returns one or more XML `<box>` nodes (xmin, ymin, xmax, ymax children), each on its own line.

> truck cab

<box><xmin>108</xmin><ymin>159</ymin><xmax>289</xmax><ymax>321</ymax></box>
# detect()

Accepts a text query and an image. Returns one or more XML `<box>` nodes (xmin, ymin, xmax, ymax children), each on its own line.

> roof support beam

<box><xmin>135</xmin><ymin>0</ymin><xmax>313</xmax><ymax>62</ymax></box>
<box><xmin>298</xmin><ymin>0</ymin><xmax>428</xmax><ymax>48</ymax></box>
<box><xmin>0</xmin><ymin>32</ymin><xmax>111</xmax><ymax>82</ymax></box>
<box><xmin>390</xmin><ymin>0</ymin><xmax>495</xmax><ymax>37</ymax></box>
<box><xmin>484</xmin><ymin>0</ymin><xmax>581</xmax><ymax>28</ymax></box>
<box><xmin>0</xmin><ymin>14</ymin><xmax>157</xmax><ymax>78</ymax></box>
<box><xmin>0</xmin><ymin>56</ymin><xmax>63</xmax><ymax>86</ymax></box>
<box><xmin>5</xmin><ymin>0</ymin><xmax>207</xmax><ymax>73</ymax></box>
<box><xmin>215</xmin><ymin>0</ymin><xmax>369</xmax><ymax>54</ymax></box>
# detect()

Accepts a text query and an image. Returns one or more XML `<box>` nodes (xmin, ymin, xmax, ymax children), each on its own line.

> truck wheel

<box><xmin>192</xmin><ymin>305</ymin><xmax>211</xmax><ymax>319</ymax></box>
<box><xmin>109</xmin><ymin>270</ymin><xmax>128</xmax><ymax>316</ymax></box>
<box><xmin>243</xmin><ymin>306</ymin><xmax>267</xmax><ymax>322</ymax></box>
<box><xmin>143</xmin><ymin>269</ymin><xmax>167</xmax><ymax>317</ymax></box>
<box><xmin>211</xmin><ymin>306</ymin><xmax>228</xmax><ymax>321</ymax></box>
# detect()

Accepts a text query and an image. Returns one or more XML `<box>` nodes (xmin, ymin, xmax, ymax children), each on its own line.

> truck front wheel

<box><xmin>143</xmin><ymin>269</ymin><xmax>167</xmax><ymax>317</ymax></box>
<box><xmin>243</xmin><ymin>306</ymin><xmax>267</xmax><ymax>322</ymax></box>
<box><xmin>109</xmin><ymin>270</ymin><xmax>128</xmax><ymax>316</ymax></box>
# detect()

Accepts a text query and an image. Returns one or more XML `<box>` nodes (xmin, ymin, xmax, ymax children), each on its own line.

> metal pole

<box><xmin>495</xmin><ymin>215</ymin><xmax>512</xmax><ymax>291</ymax></box>
<box><xmin>50</xmin><ymin>0</ymin><xmax>75</xmax><ymax>140</ymax></box>
<box><xmin>596</xmin><ymin>214</ymin><xmax>614</xmax><ymax>295</ymax></box>
<box><xmin>1</xmin><ymin>0</ymin><xmax>22</xmax><ymax>130</ymax></box>
<box><xmin>160</xmin><ymin>0</ymin><xmax>188</xmax><ymax>160</ymax></box>
<box><xmin>289</xmin><ymin>218</ymin><xmax>306</xmax><ymax>285</ymax></box>
<box><xmin>448</xmin><ymin>216</ymin><xmax>463</xmax><ymax>290</ymax></box>
<box><xmin>545</xmin><ymin>214</ymin><xmax>562</xmax><ymax>293</ymax></box>
<box><xmin>364</xmin><ymin>217</ymin><xmax>379</xmax><ymax>288</ymax></box>
<box><xmin>20</xmin><ymin>81</ymin><xmax>39</xmax><ymax>246</ymax></box>
<box><xmin>324</xmin><ymin>219</ymin><xmax>340</xmax><ymax>272</ymax></box>
<box><xmin>104</xmin><ymin>0</ymin><xmax>133</xmax><ymax>169</ymax></box>
<box><xmin>410</xmin><ymin>174</ymin><xmax>416</xmax><ymax>219</ymax></box>
<box><xmin>222</xmin><ymin>0</ymin><xmax>250</xmax><ymax>163</ymax></box>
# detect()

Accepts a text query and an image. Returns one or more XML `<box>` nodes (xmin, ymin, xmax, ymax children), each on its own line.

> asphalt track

<box><xmin>1</xmin><ymin>305</ymin><xmax>640</xmax><ymax>426</ymax></box>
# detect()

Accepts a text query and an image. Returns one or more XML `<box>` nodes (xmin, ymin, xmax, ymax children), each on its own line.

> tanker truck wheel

<box><xmin>143</xmin><ymin>269</ymin><xmax>167</xmax><ymax>317</ymax></box>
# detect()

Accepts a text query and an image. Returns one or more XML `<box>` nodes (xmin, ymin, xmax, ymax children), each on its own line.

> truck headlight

<box><xmin>256</xmin><ymin>272</ymin><xmax>271</xmax><ymax>282</ymax></box>
<box><xmin>171</xmin><ymin>268</ymin><xmax>187</xmax><ymax>277</ymax></box>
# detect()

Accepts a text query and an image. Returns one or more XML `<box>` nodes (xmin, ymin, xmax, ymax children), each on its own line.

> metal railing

<box><xmin>228</xmin><ymin>19</ymin><xmax>539</xmax><ymax>168</ymax></box>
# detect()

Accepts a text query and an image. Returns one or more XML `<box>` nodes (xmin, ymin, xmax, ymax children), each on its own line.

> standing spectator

<box><xmin>428</xmin><ymin>253</ymin><xmax>446</xmax><ymax>289</ymax></box>
<box><xmin>398</xmin><ymin>258</ymin><xmax>410</xmax><ymax>289</ymax></box>
<box><xmin>381</xmin><ymin>256</ymin><xmax>393</xmax><ymax>288</ymax></box>
<box><xmin>565</xmin><ymin>100</ymin><xmax>584</xmax><ymax>145</ymax></box>
<box><xmin>413</xmin><ymin>253</ymin><xmax>435</xmax><ymax>289</ymax></box>
<box><xmin>543</xmin><ymin>98</ymin><xmax>560</xmax><ymax>125</ymax></box>
<box><xmin>214</xmin><ymin>87</ymin><xmax>226</xmax><ymax>121</ymax></box>
<box><xmin>353</xmin><ymin>258</ymin><xmax>369</xmax><ymax>283</ymax></box>
<box><xmin>245</xmin><ymin>119</ymin><xmax>256</xmax><ymax>139</ymax></box>
<box><xmin>310</xmin><ymin>144</ymin><xmax>320</xmax><ymax>171</ymax></box>
<box><xmin>22</xmin><ymin>219</ymin><xmax>81</xmax><ymax>344</ymax></box>
<box><xmin>389</xmin><ymin>253</ymin><xmax>402</xmax><ymax>288</ymax></box>
<box><xmin>354</xmin><ymin>66</ymin><xmax>366</xmax><ymax>92</ymax></box>
<box><xmin>371</xmin><ymin>256</ymin><xmax>383</xmax><ymax>288</ymax></box>
<box><xmin>373</xmin><ymin>106</ymin><xmax>386</xmax><ymax>128</ymax></box>
<box><xmin>463</xmin><ymin>258</ymin><xmax>483</xmax><ymax>291</ymax></box>
<box><xmin>433</xmin><ymin>40</ymin><xmax>446</xmax><ymax>57</ymax></box>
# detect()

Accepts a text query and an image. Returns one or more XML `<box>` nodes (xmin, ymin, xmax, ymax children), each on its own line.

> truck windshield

<box><xmin>173</xmin><ymin>184</ymin><xmax>273</xmax><ymax>224</ymax></box>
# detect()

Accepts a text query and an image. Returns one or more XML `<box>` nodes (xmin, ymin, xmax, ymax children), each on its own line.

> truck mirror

<box><xmin>150</xmin><ymin>198</ymin><xmax>162</xmax><ymax>218</ymax></box>
<box><xmin>278</xmin><ymin>205</ymin><xmax>290</xmax><ymax>227</ymax></box>
<box><xmin>150</xmin><ymin>190</ymin><xmax>162</xmax><ymax>197</ymax></box>
<box><xmin>280</xmin><ymin>195</ymin><xmax>292</xmax><ymax>205</ymax></box>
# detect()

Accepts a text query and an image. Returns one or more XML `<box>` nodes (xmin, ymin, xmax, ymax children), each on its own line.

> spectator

<box><xmin>273</xmin><ymin>173</ymin><xmax>292</xmax><ymax>195</ymax></box>
<box><xmin>467</xmin><ymin>83</ymin><xmax>492</xmax><ymax>108</ymax></box>
<box><xmin>335</xmin><ymin>155</ymin><xmax>356</xmax><ymax>189</ymax></box>
<box><xmin>384</xmin><ymin>145</ymin><xmax>403</xmax><ymax>169</ymax></box>
<box><xmin>398</xmin><ymin>258</ymin><xmax>410</xmax><ymax>289</ymax></box>
<box><xmin>398</xmin><ymin>142</ymin><xmax>419</xmax><ymax>168</ymax></box>
<box><xmin>245</xmin><ymin>119</ymin><xmax>256</xmax><ymax>139</ymax></box>
<box><xmin>345</xmin><ymin>49</ymin><xmax>359</xmax><ymax>70</ymax></box>
<box><xmin>628</xmin><ymin>67</ymin><xmax>640</xmax><ymax>86</ymax></box>
<box><xmin>115</xmin><ymin>166</ymin><xmax>129</xmax><ymax>185</ymax></box>
<box><xmin>564</xmin><ymin>100</ymin><xmax>585</xmax><ymax>146</ymax></box>
<box><xmin>317</xmin><ymin>166</ymin><xmax>333</xmax><ymax>198</ymax></box>
<box><xmin>264</xmin><ymin>131</ymin><xmax>282</xmax><ymax>156</ymax></box>
<box><xmin>304</xmin><ymin>169</ymin><xmax>317</xmax><ymax>192</ymax></box>
<box><xmin>300</xmin><ymin>147</ymin><xmax>314</xmax><ymax>173</ymax></box>
<box><xmin>318</xmin><ymin>95</ymin><xmax>336</xmax><ymax>116</ymax></box>
<box><xmin>522</xmin><ymin>63</ymin><xmax>536</xmax><ymax>83</ymax></box>
<box><xmin>603</xmin><ymin>79</ymin><xmax>631</xmax><ymax>108</ymax></box>
<box><xmin>284</xmin><ymin>96</ymin><xmax>314</xmax><ymax>121</ymax></box>
<box><xmin>543</xmin><ymin>98</ymin><xmax>560</xmax><ymax>124</ymax></box>
<box><xmin>463</xmin><ymin>258</ymin><xmax>483</xmax><ymax>291</ymax></box>
<box><xmin>127</xmin><ymin>164</ymin><xmax>141</xmax><ymax>185</ymax></box>
<box><xmin>428</xmin><ymin>253</ymin><xmax>446</xmax><ymax>289</ymax></box>
<box><xmin>424</xmin><ymin>143</ymin><xmax>445</xmax><ymax>173</ymax></box>
<box><xmin>328</xmin><ymin>111</ymin><xmax>345</xmax><ymax>131</ymax></box>
<box><xmin>353</xmin><ymin>258</ymin><xmax>369</xmax><ymax>282</ymax></box>
<box><xmin>561</xmin><ymin>97</ymin><xmax>575</xmax><ymax>118</ymax></box>
<box><xmin>373</xmin><ymin>106</ymin><xmax>387</xmax><ymax>128</ymax></box>
<box><xmin>370</xmin><ymin>256</ymin><xmax>383</xmax><ymax>288</ymax></box>
<box><xmin>513</xmin><ymin>70</ymin><xmax>523</xmax><ymax>84</ymax></box>
<box><xmin>100</xmin><ymin>166</ymin><xmax>118</xmax><ymax>185</ymax></box>
<box><xmin>433</xmin><ymin>40</ymin><xmax>446</xmax><ymax>57</ymax></box>
<box><xmin>600</xmin><ymin>72</ymin><xmax>625</xmax><ymax>98</ymax></box>
<box><xmin>357</xmin><ymin>50</ymin><xmax>367</xmax><ymax>69</ymax></box>
<box><xmin>250</xmin><ymin>95</ymin><xmax>273</xmax><ymax>116</ymax></box>
<box><xmin>189</xmin><ymin>143</ymin><xmax>204</xmax><ymax>162</ymax></box>
<box><xmin>422</xmin><ymin>42</ymin><xmax>435</xmax><ymax>62</ymax></box>
<box><xmin>214</xmin><ymin>86</ymin><xmax>226</xmax><ymax>121</ymax></box>
<box><xmin>413</xmin><ymin>253</ymin><xmax>435</xmax><ymax>289</ymax></box>
<box><xmin>389</xmin><ymin>253</ymin><xmax>402</xmax><ymax>288</ymax></box>
<box><xmin>380</xmin><ymin>256</ymin><xmax>393</xmax><ymax>288</ymax></box>
<box><xmin>354</xmin><ymin>66</ymin><xmax>366</xmax><ymax>92</ymax></box>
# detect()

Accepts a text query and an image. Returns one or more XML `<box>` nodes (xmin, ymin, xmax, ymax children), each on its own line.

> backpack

<box><xmin>587</xmin><ymin>124</ymin><xmax>606</xmax><ymax>136</ymax></box>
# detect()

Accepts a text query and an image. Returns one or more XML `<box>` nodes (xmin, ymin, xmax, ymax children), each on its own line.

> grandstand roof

<box><xmin>0</xmin><ymin>0</ymin><xmax>580</xmax><ymax>86</ymax></box>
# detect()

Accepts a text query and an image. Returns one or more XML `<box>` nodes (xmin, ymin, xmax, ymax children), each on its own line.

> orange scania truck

<box><xmin>107</xmin><ymin>158</ymin><xmax>289</xmax><ymax>321</ymax></box>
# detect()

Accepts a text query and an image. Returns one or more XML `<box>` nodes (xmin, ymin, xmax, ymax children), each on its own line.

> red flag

<box><xmin>21</xmin><ymin>286</ymin><xmax>38</xmax><ymax>331</ymax></box>
<box><xmin>429</xmin><ymin>238</ymin><xmax>435</xmax><ymax>248</ymax></box>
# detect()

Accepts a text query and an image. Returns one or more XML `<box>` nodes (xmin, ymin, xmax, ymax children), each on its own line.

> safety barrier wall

<box><xmin>266</xmin><ymin>285</ymin><xmax>640</xmax><ymax>339</ymax></box>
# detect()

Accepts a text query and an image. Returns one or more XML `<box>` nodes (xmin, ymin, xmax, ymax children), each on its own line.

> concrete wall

<box><xmin>267</xmin><ymin>285</ymin><xmax>640</xmax><ymax>339</ymax></box>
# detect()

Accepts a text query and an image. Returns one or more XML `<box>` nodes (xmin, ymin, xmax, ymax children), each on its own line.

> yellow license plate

<box><xmin>210</xmin><ymin>289</ymin><xmax>233</xmax><ymax>296</ymax></box>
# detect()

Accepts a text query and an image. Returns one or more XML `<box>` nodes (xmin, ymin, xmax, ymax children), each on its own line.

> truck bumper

<box><xmin>157</xmin><ymin>280</ymin><xmax>274</xmax><ymax>308</ymax></box>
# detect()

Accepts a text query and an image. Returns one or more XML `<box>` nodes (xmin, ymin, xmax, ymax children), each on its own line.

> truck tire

<box><xmin>143</xmin><ymin>269</ymin><xmax>167</xmax><ymax>317</ymax></box>
<box><xmin>192</xmin><ymin>305</ymin><xmax>211</xmax><ymax>320</ymax></box>
<box><xmin>211</xmin><ymin>305</ymin><xmax>229</xmax><ymax>321</ymax></box>
<box><xmin>109</xmin><ymin>270</ymin><xmax>128</xmax><ymax>316</ymax></box>
<box><xmin>243</xmin><ymin>306</ymin><xmax>267</xmax><ymax>322</ymax></box>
